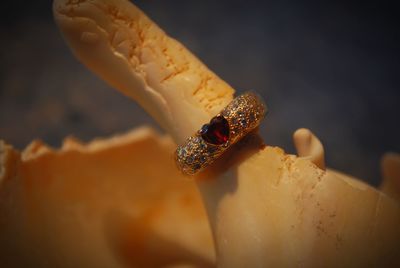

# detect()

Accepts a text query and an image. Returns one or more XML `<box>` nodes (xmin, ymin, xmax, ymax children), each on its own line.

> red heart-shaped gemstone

<box><xmin>200</xmin><ymin>115</ymin><xmax>230</xmax><ymax>145</ymax></box>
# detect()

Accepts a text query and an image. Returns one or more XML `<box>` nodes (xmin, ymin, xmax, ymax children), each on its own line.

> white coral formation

<box><xmin>53</xmin><ymin>0</ymin><xmax>234</xmax><ymax>143</ymax></box>
<box><xmin>0</xmin><ymin>0</ymin><xmax>399</xmax><ymax>267</ymax></box>
<box><xmin>0</xmin><ymin>128</ymin><xmax>214</xmax><ymax>267</ymax></box>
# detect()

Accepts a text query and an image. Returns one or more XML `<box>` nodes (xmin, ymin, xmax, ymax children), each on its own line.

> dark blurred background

<box><xmin>0</xmin><ymin>0</ymin><xmax>398</xmax><ymax>185</ymax></box>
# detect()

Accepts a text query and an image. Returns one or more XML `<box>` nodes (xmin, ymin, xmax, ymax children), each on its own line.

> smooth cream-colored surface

<box><xmin>0</xmin><ymin>0</ymin><xmax>397</xmax><ymax>267</ymax></box>
<box><xmin>293</xmin><ymin>128</ymin><xmax>325</xmax><ymax>170</ymax></box>
<box><xmin>1</xmin><ymin>126</ymin><xmax>400</xmax><ymax>267</ymax></box>
<box><xmin>207</xmin><ymin>148</ymin><xmax>400</xmax><ymax>267</ymax></box>
<box><xmin>0</xmin><ymin>127</ymin><xmax>214</xmax><ymax>267</ymax></box>
<box><xmin>52</xmin><ymin>0</ymin><xmax>400</xmax><ymax>267</ymax></box>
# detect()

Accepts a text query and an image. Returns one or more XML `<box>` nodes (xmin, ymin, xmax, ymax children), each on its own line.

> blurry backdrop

<box><xmin>0</xmin><ymin>0</ymin><xmax>398</xmax><ymax>185</ymax></box>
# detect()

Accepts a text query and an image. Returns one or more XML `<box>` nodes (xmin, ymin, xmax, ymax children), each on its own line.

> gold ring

<box><xmin>175</xmin><ymin>92</ymin><xmax>268</xmax><ymax>175</ymax></box>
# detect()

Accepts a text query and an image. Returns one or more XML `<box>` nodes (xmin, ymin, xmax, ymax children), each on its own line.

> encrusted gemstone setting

<box><xmin>175</xmin><ymin>92</ymin><xmax>267</xmax><ymax>175</ymax></box>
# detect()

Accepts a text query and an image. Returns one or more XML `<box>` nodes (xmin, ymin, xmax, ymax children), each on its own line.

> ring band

<box><xmin>175</xmin><ymin>92</ymin><xmax>267</xmax><ymax>175</ymax></box>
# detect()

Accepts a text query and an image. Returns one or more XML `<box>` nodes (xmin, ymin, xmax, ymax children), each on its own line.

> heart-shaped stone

<box><xmin>200</xmin><ymin>115</ymin><xmax>230</xmax><ymax>145</ymax></box>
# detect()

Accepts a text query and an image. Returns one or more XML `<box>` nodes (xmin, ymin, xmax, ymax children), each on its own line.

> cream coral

<box><xmin>1</xmin><ymin>0</ymin><xmax>399</xmax><ymax>267</ymax></box>
<box><xmin>0</xmin><ymin>128</ymin><xmax>214</xmax><ymax>267</ymax></box>
<box><xmin>51</xmin><ymin>0</ymin><xmax>400</xmax><ymax>267</ymax></box>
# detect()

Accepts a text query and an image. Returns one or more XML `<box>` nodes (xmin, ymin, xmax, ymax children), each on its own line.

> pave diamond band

<box><xmin>175</xmin><ymin>92</ymin><xmax>268</xmax><ymax>175</ymax></box>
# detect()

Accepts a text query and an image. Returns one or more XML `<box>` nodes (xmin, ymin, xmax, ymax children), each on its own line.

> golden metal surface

<box><xmin>175</xmin><ymin>92</ymin><xmax>267</xmax><ymax>175</ymax></box>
